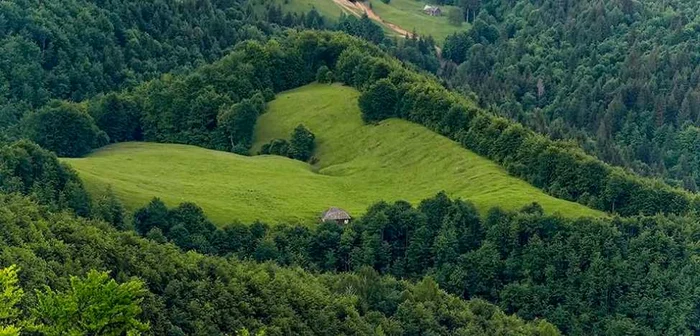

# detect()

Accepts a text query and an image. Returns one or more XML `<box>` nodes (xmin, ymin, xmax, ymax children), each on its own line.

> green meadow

<box><xmin>369</xmin><ymin>0</ymin><xmax>468</xmax><ymax>44</ymax></box>
<box><xmin>63</xmin><ymin>83</ymin><xmax>602</xmax><ymax>225</ymax></box>
<box><xmin>270</xmin><ymin>0</ymin><xmax>467</xmax><ymax>44</ymax></box>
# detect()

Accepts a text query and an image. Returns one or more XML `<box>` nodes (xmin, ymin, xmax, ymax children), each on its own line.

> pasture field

<box><xmin>64</xmin><ymin>84</ymin><xmax>602</xmax><ymax>225</ymax></box>
<box><xmin>368</xmin><ymin>0</ymin><xmax>468</xmax><ymax>44</ymax></box>
<box><xmin>269</xmin><ymin>0</ymin><xmax>467</xmax><ymax>44</ymax></box>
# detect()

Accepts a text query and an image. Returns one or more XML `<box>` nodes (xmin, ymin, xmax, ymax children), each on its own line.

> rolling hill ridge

<box><xmin>64</xmin><ymin>83</ymin><xmax>602</xmax><ymax>224</ymax></box>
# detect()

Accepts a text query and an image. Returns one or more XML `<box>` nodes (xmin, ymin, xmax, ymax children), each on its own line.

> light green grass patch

<box><xmin>64</xmin><ymin>83</ymin><xmax>602</xmax><ymax>225</ymax></box>
<box><xmin>370</xmin><ymin>0</ymin><xmax>468</xmax><ymax>44</ymax></box>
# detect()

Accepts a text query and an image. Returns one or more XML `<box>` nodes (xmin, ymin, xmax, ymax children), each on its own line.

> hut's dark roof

<box><xmin>322</xmin><ymin>207</ymin><xmax>351</xmax><ymax>221</ymax></box>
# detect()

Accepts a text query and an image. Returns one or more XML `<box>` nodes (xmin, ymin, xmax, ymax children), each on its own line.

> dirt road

<box><xmin>332</xmin><ymin>0</ymin><xmax>415</xmax><ymax>38</ymax></box>
<box><xmin>356</xmin><ymin>1</ymin><xmax>415</xmax><ymax>38</ymax></box>
<box><xmin>331</xmin><ymin>0</ymin><xmax>363</xmax><ymax>16</ymax></box>
<box><xmin>330</xmin><ymin>0</ymin><xmax>443</xmax><ymax>55</ymax></box>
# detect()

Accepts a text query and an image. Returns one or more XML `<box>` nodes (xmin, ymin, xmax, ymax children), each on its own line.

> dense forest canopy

<box><xmin>440</xmin><ymin>0</ymin><xmax>700</xmax><ymax>191</ymax></box>
<box><xmin>4</xmin><ymin>134</ymin><xmax>699</xmax><ymax>335</ymax></box>
<box><xmin>2</xmin><ymin>0</ymin><xmax>700</xmax><ymax>334</ymax></box>
<box><xmin>0</xmin><ymin>192</ymin><xmax>560</xmax><ymax>335</ymax></box>
<box><xmin>130</xmin><ymin>193</ymin><xmax>700</xmax><ymax>335</ymax></box>
<box><xmin>0</xmin><ymin>0</ymin><xmax>437</xmax><ymax>138</ymax></box>
<box><xmin>0</xmin><ymin>0</ymin><xmax>264</xmax><ymax>129</ymax></box>
<box><xmin>21</xmin><ymin>28</ymin><xmax>696</xmax><ymax>217</ymax></box>
<box><xmin>0</xmin><ymin>1</ymin><xmax>558</xmax><ymax>332</ymax></box>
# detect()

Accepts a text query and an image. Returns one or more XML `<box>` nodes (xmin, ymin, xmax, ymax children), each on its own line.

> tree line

<box><xmin>4</xmin><ymin>133</ymin><xmax>696</xmax><ymax>335</ymax></box>
<box><xmin>0</xmin><ymin>128</ymin><xmax>558</xmax><ymax>335</ymax></box>
<box><xmin>16</xmin><ymin>30</ymin><xmax>386</xmax><ymax>158</ymax></box>
<box><xmin>439</xmin><ymin>0</ymin><xmax>700</xmax><ymax>193</ymax></box>
<box><xmin>0</xmin><ymin>0</ymin><xmax>437</xmax><ymax>146</ymax></box>
<box><xmin>9</xmin><ymin>0</ymin><xmax>694</xmax><ymax>219</ymax></box>
<box><xmin>4</xmin><ymin>1</ymin><xmax>700</xmax><ymax>335</ymax></box>
<box><xmin>18</xmin><ymin>36</ymin><xmax>309</xmax><ymax>156</ymax></box>
<box><xmin>334</xmin><ymin>35</ymin><xmax>699</xmax><ymax>216</ymax></box>
<box><xmin>129</xmin><ymin>192</ymin><xmax>700</xmax><ymax>335</ymax></box>
<box><xmin>263</xmin><ymin>4</ymin><xmax>440</xmax><ymax>73</ymax></box>
<box><xmin>0</xmin><ymin>189</ymin><xmax>558</xmax><ymax>335</ymax></box>
<box><xmin>16</xmin><ymin>29</ymin><xmax>699</xmax><ymax>217</ymax></box>
<box><xmin>0</xmin><ymin>140</ymin><xmax>91</xmax><ymax>216</ymax></box>
<box><xmin>0</xmin><ymin>0</ymin><xmax>268</xmax><ymax>131</ymax></box>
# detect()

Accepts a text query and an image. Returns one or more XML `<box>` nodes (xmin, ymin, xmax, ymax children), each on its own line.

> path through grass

<box><xmin>369</xmin><ymin>0</ymin><xmax>468</xmax><ymax>44</ymax></box>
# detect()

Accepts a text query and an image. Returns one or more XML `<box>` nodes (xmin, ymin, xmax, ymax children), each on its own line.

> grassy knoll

<box><xmin>369</xmin><ymin>0</ymin><xmax>468</xmax><ymax>44</ymax></box>
<box><xmin>64</xmin><ymin>84</ymin><xmax>602</xmax><ymax>225</ymax></box>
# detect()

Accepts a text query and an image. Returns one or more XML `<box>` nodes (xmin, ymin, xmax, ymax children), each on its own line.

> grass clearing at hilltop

<box><xmin>64</xmin><ymin>84</ymin><xmax>602</xmax><ymax>225</ymax></box>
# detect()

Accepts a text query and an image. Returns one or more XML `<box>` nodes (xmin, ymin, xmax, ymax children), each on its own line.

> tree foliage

<box><xmin>289</xmin><ymin>124</ymin><xmax>316</xmax><ymax>161</ymax></box>
<box><xmin>0</xmin><ymin>266</ymin><xmax>23</xmax><ymax>335</ymax></box>
<box><xmin>0</xmin><ymin>140</ymin><xmax>91</xmax><ymax>216</ymax></box>
<box><xmin>33</xmin><ymin>271</ymin><xmax>148</xmax><ymax>335</ymax></box>
<box><xmin>0</xmin><ymin>193</ymin><xmax>557</xmax><ymax>335</ymax></box>
<box><xmin>337</xmin><ymin>13</ymin><xmax>386</xmax><ymax>46</ymax></box>
<box><xmin>14</xmin><ymin>28</ymin><xmax>697</xmax><ymax>216</ymax></box>
<box><xmin>333</xmin><ymin>35</ymin><xmax>699</xmax><ymax>216</ymax></box>
<box><xmin>259</xmin><ymin>139</ymin><xmax>291</xmax><ymax>157</ymax></box>
<box><xmin>2</xmin><ymin>6</ymin><xmax>700</xmax><ymax>334</ymax></box>
<box><xmin>218</xmin><ymin>98</ymin><xmax>264</xmax><ymax>154</ymax></box>
<box><xmin>315</xmin><ymin>65</ymin><xmax>333</xmax><ymax>84</ymax></box>
<box><xmin>21</xmin><ymin>101</ymin><xmax>106</xmax><ymax>157</ymax></box>
<box><xmin>440</xmin><ymin>0</ymin><xmax>700</xmax><ymax>192</ymax></box>
<box><xmin>133</xmin><ymin>193</ymin><xmax>700</xmax><ymax>335</ymax></box>
<box><xmin>77</xmin><ymin>34</ymin><xmax>347</xmax><ymax>155</ymax></box>
<box><xmin>359</xmin><ymin>79</ymin><xmax>399</xmax><ymax>122</ymax></box>
<box><xmin>260</xmin><ymin>124</ymin><xmax>316</xmax><ymax>162</ymax></box>
<box><xmin>0</xmin><ymin>265</ymin><xmax>147</xmax><ymax>336</ymax></box>
<box><xmin>447</xmin><ymin>7</ymin><xmax>464</xmax><ymax>26</ymax></box>
<box><xmin>0</xmin><ymin>0</ymin><xmax>265</xmax><ymax>112</ymax></box>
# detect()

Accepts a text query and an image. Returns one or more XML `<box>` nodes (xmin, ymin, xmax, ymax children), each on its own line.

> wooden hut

<box><xmin>321</xmin><ymin>207</ymin><xmax>351</xmax><ymax>225</ymax></box>
<box><xmin>423</xmin><ymin>5</ymin><xmax>442</xmax><ymax>16</ymax></box>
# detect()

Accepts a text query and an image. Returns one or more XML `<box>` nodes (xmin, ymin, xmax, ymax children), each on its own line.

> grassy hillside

<box><xmin>268</xmin><ymin>0</ymin><xmax>466</xmax><ymax>44</ymax></box>
<box><xmin>64</xmin><ymin>84</ymin><xmax>601</xmax><ymax>224</ymax></box>
<box><xmin>369</xmin><ymin>0</ymin><xmax>468</xmax><ymax>44</ymax></box>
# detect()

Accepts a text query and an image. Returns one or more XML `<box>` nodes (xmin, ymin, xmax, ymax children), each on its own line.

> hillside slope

<box><xmin>64</xmin><ymin>84</ymin><xmax>601</xmax><ymax>224</ymax></box>
<box><xmin>368</xmin><ymin>0</ymin><xmax>468</xmax><ymax>44</ymax></box>
<box><xmin>441</xmin><ymin>0</ymin><xmax>700</xmax><ymax>190</ymax></box>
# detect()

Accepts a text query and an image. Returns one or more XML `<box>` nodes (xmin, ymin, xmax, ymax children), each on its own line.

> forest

<box><xmin>1</xmin><ymin>0</ymin><xmax>700</xmax><ymax>335</ymax></box>
<box><xmin>440</xmin><ymin>0</ymin><xmax>700</xmax><ymax>191</ymax></box>
<box><xmin>130</xmin><ymin>193</ymin><xmax>700</xmax><ymax>335</ymax></box>
<box><xmin>0</xmin><ymin>0</ymin><xmax>437</xmax><ymax>138</ymax></box>
<box><xmin>14</xmin><ymin>28</ymin><xmax>696</xmax><ymax>217</ymax></box>
<box><xmin>0</xmin><ymin>191</ymin><xmax>560</xmax><ymax>335</ymax></box>
<box><xmin>2</xmin><ymin>136</ymin><xmax>698</xmax><ymax>334</ymax></box>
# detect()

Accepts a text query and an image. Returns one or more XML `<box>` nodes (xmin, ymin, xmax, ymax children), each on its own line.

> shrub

<box><xmin>259</xmin><ymin>124</ymin><xmax>315</xmax><ymax>162</ymax></box>
<box><xmin>290</xmin><ymin>124</ymin><xmax>315</xmax><ymax>161</ymax></box>
<box><xmin>358</xmin><ymin>78</ymin><xmax>398</xmax><ymax>122</ymax></box>
<box><xmin>316</xmin><ymin>65</ymin><xmax>333</xmax><ymax>83</ymax></box>
<box><xmin>22</xmin><ymin>101</ymin><xmax>106</xmax><ymax>157</ymax></box>
<box><xmin>260</xmin><ymin>138</ymin><xmax>291</xmax><ymax>156</ymax></box>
